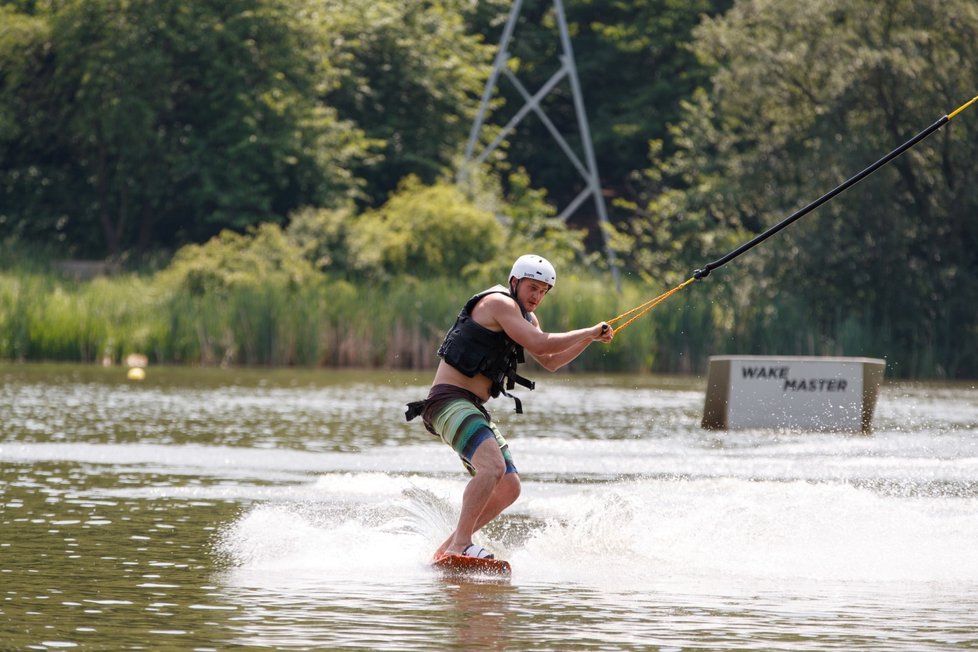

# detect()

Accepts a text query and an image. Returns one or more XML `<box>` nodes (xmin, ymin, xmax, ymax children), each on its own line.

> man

<box><xmin>406</xmin><ymin>255</ymin><xmax>614</xmax><ymax>560</ymax></box>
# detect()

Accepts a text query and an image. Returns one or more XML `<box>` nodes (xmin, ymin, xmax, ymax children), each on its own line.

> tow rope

<box><xmin>605</xmin><ymin>277</ymin><xmax>696</xmax><ymax>333</ymax></box>
<box><xmin>607</xmin><ymin>93</ymin><xmax>978</xmax><ymax>334</ymax></box>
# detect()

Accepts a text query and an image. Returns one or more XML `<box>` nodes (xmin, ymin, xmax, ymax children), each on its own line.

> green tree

<box><xmin>318</xmin><ymin>0</ymin><xmax>503</xmax><ymax>207</ymax></box>
<box><xmin>285</xmin><ymin>204</ymin><xmax>356</xmax><ymax>275</ymax></box>
<box><xmin>346</xmin><ymin>176</ymin><xmax>505</xmax><ymax>281</ymax></box>
<box><xmin>633</xmin><ymin>0</ymin><xmax>978</xmax><ymax>376</ymax></box>
<box><xmin>0</xmin><ymin>0</ymin><xmax>371</xmax><ymax>260</ymax></box>
<box><xmin>0</xmin><ymin>6</ymin><xmax>64</xmax><ymax>248</ymax></box>
<box><xmin>157</xmin><ymin>222</ymin><xmax>317</xmax><ymax>297</ymax></box>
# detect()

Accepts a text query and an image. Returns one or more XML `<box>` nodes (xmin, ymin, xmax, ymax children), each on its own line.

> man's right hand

<box><xmin>593</xmin><ymin>322</ymin><xmax>614</xmax><ymax>343</ymax></box>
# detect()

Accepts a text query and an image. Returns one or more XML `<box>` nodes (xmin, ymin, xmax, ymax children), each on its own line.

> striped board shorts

<box><xmin>421</xmin><ymin>384</ymin><xmax>517</xmax><ymax>477</ymax></box>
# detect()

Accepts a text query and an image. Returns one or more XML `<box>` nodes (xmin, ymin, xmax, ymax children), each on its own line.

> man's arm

<box><xmin>480</xmin><ymin>295</ymin><xmax>613</xmax><ymax>370</ymax></box>
<box><xmin>530</xmin><ymin>333</ymin><xmax>599</xmax><ymax>372</ymax></box>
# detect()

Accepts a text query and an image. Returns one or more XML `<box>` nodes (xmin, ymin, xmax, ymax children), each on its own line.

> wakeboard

<box><xmin>432</xmin><ymin>554</ymin><xmax>512</xmax><ymax>577</ymax></box>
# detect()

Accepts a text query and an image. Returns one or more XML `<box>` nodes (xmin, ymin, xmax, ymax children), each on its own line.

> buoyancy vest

<box><xmin>436</xmin><ymin>284</ymin><xmax>535</xmax><ymax>413</ymax></box>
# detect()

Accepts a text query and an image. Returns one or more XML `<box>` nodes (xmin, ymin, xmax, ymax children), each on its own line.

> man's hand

<box><xmin>593</xmin><ymin>322</ymin><xmax>614</xmax><ymax>343</ymax></box>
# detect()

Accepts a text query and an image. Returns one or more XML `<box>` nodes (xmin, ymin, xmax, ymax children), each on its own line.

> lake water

<box><xmin>1</xmin><ymin>363</ymin><xmax>977</xmax><ymax>651</ymax></box>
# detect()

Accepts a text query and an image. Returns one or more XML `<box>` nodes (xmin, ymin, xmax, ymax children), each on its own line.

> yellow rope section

<box><xmin>949</xmin><ymin>93</ymin><xmax>978</xmax><ymax>120</ymax></box>
<box><xmin>606</xmin><ymin>277</ymin><xmax>697</xmax><ymax>334</ymax></box>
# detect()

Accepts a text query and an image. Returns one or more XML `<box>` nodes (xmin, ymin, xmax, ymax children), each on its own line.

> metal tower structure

<box><xmin>462</xmin><ymin>0</ymin><xmax>619</xmax><ymax>284</ymax></box>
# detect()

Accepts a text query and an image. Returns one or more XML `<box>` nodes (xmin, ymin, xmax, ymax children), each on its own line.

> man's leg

<box><xmin>434</xmin><ymin>471</ymin><xmax>520</xmax><ymax>559</ymax></box>
<box><xmin>437</xmin><ymin>438</ymin><xmax>521</xmax><ymax>557</ymax></box>
<box><xmin>475</xmin><ymin>472</ymin><xmax>521</xmax><ymax>531</ymax></box>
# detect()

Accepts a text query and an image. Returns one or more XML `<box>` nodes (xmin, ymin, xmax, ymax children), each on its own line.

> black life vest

<box><xmin>437</xmin><ymin>284</ymin><xmax>535</xmax><ymax>413</ymax></box>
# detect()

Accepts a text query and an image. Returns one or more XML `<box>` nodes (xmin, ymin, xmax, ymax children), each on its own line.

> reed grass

<box><xmin>0</xmin><ymin>272</ymin><xmax>164</xmax><ymax>363</ymax></box>
<box><xmin>0</xmin><ymin>268</ymin><xmax>955</xmax><ymax>377</ymax></box>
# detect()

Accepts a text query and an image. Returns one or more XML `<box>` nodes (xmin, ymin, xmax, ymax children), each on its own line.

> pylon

<box><xmin>462</xmin><ymin>0</ymin><xmax>620</xmax><ymax>285</ymax></box>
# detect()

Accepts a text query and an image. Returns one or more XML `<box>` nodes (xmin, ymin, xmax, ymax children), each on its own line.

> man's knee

<box><xmin>501</xmin><ymin>473</ymin><xmax>521</xmax><ymax>503</ymax></box>
<box><xmin>470</xmin><ymin>437</ymin><xmax>506</xmax><ymax>479</ymax></box>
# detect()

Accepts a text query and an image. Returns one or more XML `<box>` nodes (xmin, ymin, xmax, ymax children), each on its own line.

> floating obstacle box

<box><xmin>702</xmin><ymin>356</ymin><xmax>885</xmax><ymax>432</ymax></box>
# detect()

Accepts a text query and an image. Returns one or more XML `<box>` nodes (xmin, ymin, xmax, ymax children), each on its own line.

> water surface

<box><xmin>2</xmin><ymin>364</ymin><xmax>977</xmax><ymax>650</ymax></box>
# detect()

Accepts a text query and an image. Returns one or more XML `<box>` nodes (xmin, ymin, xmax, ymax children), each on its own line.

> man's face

<box><xmin>515</xmin><ymin>278</ymin><xmax>551</xmax><ymax>312</ymax></box>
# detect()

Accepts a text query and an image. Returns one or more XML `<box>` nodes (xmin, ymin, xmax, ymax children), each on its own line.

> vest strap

<box><xmin>506</xmin><ymin>371</ymin><xmax>535</xmax><ymax>391</ymax></box>
<box><xmin>499</xmin><ymin>388</ymin><xmax>524</xmax><ymax>414</ymax></box>
<box><xmin>405</xmin><ymin>400</ymin><xmax>426</xmax><ymax>421</ymax></box>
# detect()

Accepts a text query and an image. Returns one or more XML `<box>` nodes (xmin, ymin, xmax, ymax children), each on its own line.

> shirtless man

<box><xmin>406</xmin><ymin>255</ymin><xmax>614</xmax><ymax>560</ymax></box>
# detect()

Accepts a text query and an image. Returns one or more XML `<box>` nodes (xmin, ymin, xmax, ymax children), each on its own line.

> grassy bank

<box><xmin>0</xmin><ymin>268</ymin><xmax>941</xmax><ymax>376</ymax></box>
<box><xmin>0</xmin><ymin>270</ymin><xmax>667</xmax><ymax>372</ymax></box>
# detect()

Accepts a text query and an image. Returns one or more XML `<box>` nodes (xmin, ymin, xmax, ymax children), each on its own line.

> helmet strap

<box><xmin>509</xmin><ymin>278</ymin><xmax>529</xmax><ymax>316</ymax></box>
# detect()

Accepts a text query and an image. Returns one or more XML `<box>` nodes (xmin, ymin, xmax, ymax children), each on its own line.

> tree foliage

<box><xmin>1</xmin><ymin>0</ymin><xmax>495</xmax><ymax>259</ymax></box>
<box><xmin>345</xmin><ymin>176</ymin><xmax>504</xmax><ymax>282</ymax></box>
<box><xmin>629</xmin><ymin>0</ymin><xmax>978</xmax><ymax>376</ymax></box>
<box><xmin>157</xmin><ymin>223</ymin><xmax>317</xmax><ymax>297</ymax></box>
<box><xmin>317</xmin><ymin>0</ymin><xmax>503</xmax><ymax>205</ymax></box>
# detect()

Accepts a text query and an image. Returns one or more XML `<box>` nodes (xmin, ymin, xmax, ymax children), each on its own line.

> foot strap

<box><xmin>462</xmin><ymin>544</ymin><xmax>494</xmax><ymax>559</ymax></box>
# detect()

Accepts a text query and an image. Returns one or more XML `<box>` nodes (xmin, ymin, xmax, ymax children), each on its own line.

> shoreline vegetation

<box><xmin>1</xmin><ymin>263</ymin><xmax>957</xmax><ymax>379</ymax></box>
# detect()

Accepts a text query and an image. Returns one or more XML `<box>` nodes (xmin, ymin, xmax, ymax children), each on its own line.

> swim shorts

<box><xmin>420</xmin><ymin>384</ymin><xmax>517</xmax><ymax>477</ymax></box>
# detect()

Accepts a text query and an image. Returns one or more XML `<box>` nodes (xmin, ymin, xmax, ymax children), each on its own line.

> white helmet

<box><xmin>509</xmin><ymin>255</ymin><xmax>556</xmax><ymax>288</ymax></box>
